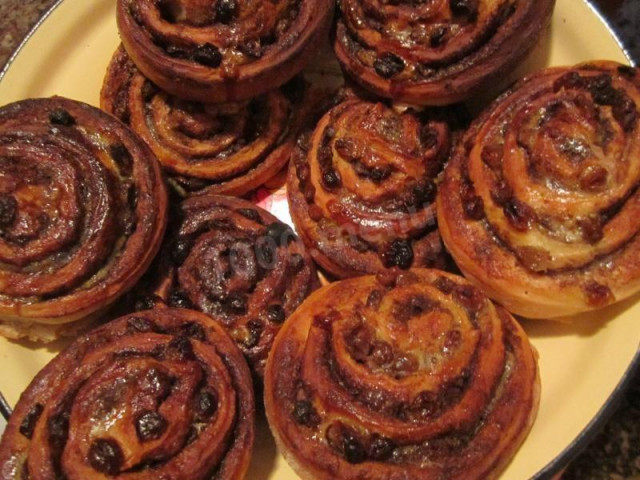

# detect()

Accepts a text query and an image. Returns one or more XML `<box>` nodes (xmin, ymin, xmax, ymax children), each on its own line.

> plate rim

<box><xmin>0</xmin><ymin>1</ymin><xmax>638</xmax><ymax>479</ymax></box>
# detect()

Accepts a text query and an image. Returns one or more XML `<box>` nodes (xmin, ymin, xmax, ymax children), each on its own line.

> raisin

<box><xmin>293</xmin><ymin>400</ymin><xmax>319</xmax><ymax>427</ymax></box>
<box><xmin>166</xmin><ymin>335</ymin><xmax>196</xmax><ymax>361</ymax></box>
<box><xmin>322</xmin><ymin>170</ymin><xmax>342</xmax><ymax>189</ymax></box>
<box><xmin>453</xmin><ymin>284</ymin><xmax>485</xmax><ymax>313</ymax></box>
<box><xmin>215</xmin><ymin>0</ymin><xmax>237</xmax><ymax>23</ymax></box>
<box><xmin>481</xmin><ymin>144</ymin><xmax>503</xmax><ymax>169</ymax></box>
<box><xmin>355</xmin><ymin>164</ymin><xmax>391</xmax><ymax>183</ymax></box>
<box><xmin>265</xmin><ymin>222</ymin><xmax>294</xmax><ymax>246</ymax></box>
<box><xmin>373</xmin><ymin>53</ymin><xmax>405</xmax><ymax>79</ymax></box>
<box><xmin>49</xmin><ymin>108</ymin><xmax>75</xmax><ymax>126</ymax></box>
<box><xmin>347</xmin><ymin>325</ymin><xmax>373</xmax><ymax>361</ymax></box>
<box><xmin>0</xmin><ymin>194</ymin><xmax>17</xmax><ymax>227</ymax></box>
<box><xmin>503</xmin><ymin>199</ymin><xmax>534</xmax><ymax>231</ymax></box>
<box><xmin>296</xmin><ymin>163</ymin><xmax>311</xmax><ymax>183</ymax></box>
<box><xmin>579</xmin><ymin>216</ymin><xmax>604</xmax><ymax>244</ymax></box>
<box><xmin>168</xmin><ymin>290</ymin><xmax>193</xmax><ymax>309</ymax></box>
<box><xmin>343</xmin><ymin>432</ymin><xmax>367</xmax><ymax>464</ymax></box>
<box><xmin>381</xmin><ymin>240</ymin><xmax>414</xmax><ymax>270</ymax></box>
<box><xmin>108</xmin><ymin>143</ymin><xmax>133</xmax><ymax>176</ymax></box>
<box><xmin>238</xmin><ymin>39</ymin><xmax>263</xmax><ymax>58</ymax></box>
<box><xmin>256</xmin><ymin>240</ymin><xmax>275</xmax><ymax>266</ymax></box>
<box><xmin>392</xmin><ymin>353</ymin><xmax>419</xmax><ymax>376</ymax></box>
<box><xmin>430</xmin><ymin>26</ymin><xmax>448</xmax><ymax>47</ymax></box>
<box><xmin>127</xmin><ymin>315</ymin><xmax>155</xmax><ymax>331</ymax></box>
<box><xmin>369</xmin><ymin>434</ymin><xmax>395</xmax><ymax>461</ymax></box>
<box><xmin>19</xmin><ymin>404</ymin><xmax>43</xmax><ymax>439</ymax></box>
<box><xmin>303</xmin><ymin>183</ymin><xmax>316</xmax><ymax>203</ymax></box>
<box><xmin>612</xmin><ymin>96</ymin><xmax>637</xmax><ymax>132</ymax></box>
<box><xmin>171</xmin><ymin>237</ymin><xmax>192</xmax><ymax>264</ymax></box>
<box><xmin>266</xmin><ymin>304</ymin><xmax>285</xmax><ymax>323</ymax></box>
<box><xmin>491</xmin><ymin>179</ymin><xmax>513</xmax><ymax>206</ymax></box>
<box><xmin>224</xmin><ymin>293</ymin><xmax>247</xmax><ymax>314</ymax></box>
<box><xmin>88</xmin><ymin>439</ymin><xmax>123</xmax><ymax>475</ymax></box>
<box><xmin>553</xmin><ymin>71</ymin><xmax>584</xmax><ymax>92</ymax></box>
<box><xmin>243</xmin><ymin>320</ymin><xmax>263</xmax><ymax>348</ymax></box>
<box><xmin>434</xmin><ymin>276</ymin><xmax>456</xmax><ymax>294</ymax></box>
<box><xmin>450</xmin><ymin>0</ymin><xmax>478</xmax><ymax>19</ymax></box>
<box><xmin>141</xmin><ymin>368</ymin><xmax>173</xmax><ymax>399</ymax></box>
<box><xmin>411</xmin><ymin>391</ymin><xmax>437</xmax><ymax>418</ymax></box>
<box><xmin>135</xmin><ymin>411</ymin><xmax>167</xmax><ymax>442</ymax></box>
<box><xmin>236</xmin><ymin>208</ymin><xmax>262</xmax><ymax>223</ymax></box>
<box><xmin>370</xmin><ymin>340</ymin><xmax>393</xmax><ymax>366</ymax></box>
<box><xmin>461</xmin><ymin>184</ymin><xmax>485</xmax><ymax>220</ymax></box>
<box><xmin>192</xmin><ymin>44</ymin><xmax>222</xmax><ymax>67</ymax></box>
<box><xmin>618</xmin><ymin>65</ymin><xmax>637</xmax><ymax>78</ymax></box>
<box><xmin>48</xmin><ymin>412</ymin><xmax>69</xmax><ymax>450</ymax></box>
<box><xmin>587</xmin><ymin>74</ymin><xmax>621</xmax><ymax>106</ymax></box>
<box><xmin>584</xmin><ymin>281</ymin><xmax>614</xmax><ymax>307</ymax></box>
<box><xmin>177</xmin><ymin>321</ymin><xmax>206</xmax><ymax>340</ymax></box>
<box><xmin>579</xmin><ymin>165</ymin><xmax>608</xmax><ymax>191</ymax></box>
<box><xmin>196</xmin><ymin>391</ymin><xmax>218</xmax><ymax>419</ymax></box>
<box><xmin>366</xmin><ymin>290</ymin><xmax>383</xmax><ymax>310</ymax></box>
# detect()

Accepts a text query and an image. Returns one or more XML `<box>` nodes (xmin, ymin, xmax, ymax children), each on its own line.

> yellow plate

<box><xmin>0</xmin><ymin>1</ymin><xmax>638</xmax><ymax>479</ymax></box>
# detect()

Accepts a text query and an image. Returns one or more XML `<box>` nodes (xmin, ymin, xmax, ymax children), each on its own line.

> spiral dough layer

<box><xmin>288</xmin><ymin>98</ymin><xmax>454</xmax><ymax>278</ymax></box>
<box><xmin>0</xmin><ymin>308</ymin><xmax>255</xmax><ymax>480</ymax></box>
<box><xmin>116</xmin><ymin>0</ymin><xmax>334</xmax><ymax>103</ymax></box>
<box><xmin>102</xmin><ymin>46</ymin><xmax>317</xmax><ymax>197</ymax></box>
<box><xmin>265</xmin><ymin>269</ymin><xmax>540</xmax><ymax>480</ymax></box>
<box><xmin>0</xmin><ymin>97</ymin><xmax>167</xmax><ymax>341</ymax></box>
<box><xmin>133</xmin><ymin>194</ymin><xmax>318</xmax><ymax>378</ymax></box>
<box><xmin>334</xmin><ymin>0</ymin><xmax>555</xmax><ymax>105</ymax></box>
<box><xmin>437</xmin><ymin>62</ymin><xmax>640</xmax><ymax>319</ymax></box>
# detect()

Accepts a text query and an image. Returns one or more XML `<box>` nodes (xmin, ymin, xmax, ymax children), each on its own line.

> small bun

<box><xmin>438</xmin><ymin>61</ymin><xmax>640</xmax><ymax>318</ymax></box>
<box><xmin>265</xmin><ymin>269</ymin><xmax>540</xmax><ymax>480</ymax></box>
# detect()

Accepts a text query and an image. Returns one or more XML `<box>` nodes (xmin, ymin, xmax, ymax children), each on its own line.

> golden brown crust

<box><xmin>0</xmin><ymin>308</ymin><xmax>255</xmax><ymax>480</ymax></box>
<box><xmin>0</xmin><ymin>97</ymin><xmax>167</xmax><ymax>341</ymax></box>
<box><xmin>127</xmin><ymin>194</ymin><xmax>319</xmax><ymax>379</ymax></box>
<box><xmin>116</xmin><ymin>0</ymin><xmax>334</xmax><ymax>103</ymax></box>
<box><xmin>264</xmin><ymin>269</ymin><xmax>540</xmax><ymax>480</ymax></box>
<box><xmin>287</xmin><ymin>98</ymin><xmax>455</xmax><ymax>279</ymax></box>
<box><xmin>333</xmin><ymin>0</ymin><xmax>555</xmax><ymax>105</ymax></box>
<box><xmin>437</xmin><ymin>61</ymin><xmax>640</xmax><ymax>319</ymax></box>
<box><xmin>101</xmin><ymin>46</ymin><xmax>320</xmax><ymax>197</ymax></box>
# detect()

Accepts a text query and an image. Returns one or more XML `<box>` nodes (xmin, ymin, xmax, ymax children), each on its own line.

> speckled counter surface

<box><xmin>0</xmin><ymin>0</ymin><xmax>638</xmax><ymax>479</ymax></box>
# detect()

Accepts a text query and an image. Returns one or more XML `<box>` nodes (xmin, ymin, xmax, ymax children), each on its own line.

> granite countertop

<box><xmin>0</xmin><ymin>0</ymin><xmax>638</xmax><ymax>479</ymax></box>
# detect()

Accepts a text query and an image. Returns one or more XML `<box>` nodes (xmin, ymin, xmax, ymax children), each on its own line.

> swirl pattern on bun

<box><xmin>437</xmin><ymin>62</ymin><xmax>640</xmax><ymax>318</ymax></box>
<box><xmin>116</xmin><ymin>0</ymin><xmax>334</xmax><ymax>103</ymax></box>
<box><xmin>265</xmin><ymin>269</ymin><xmax>540</xmax><ymax>480</ymax></box>
<box><xmin>288</xmin><ymin>98</ymin><xmax>455</xmax><ymax>278</ymax></box>
<box><xmin>0</xmin><ymin>308</ymin><xmax>255</xmax><ymax>480</ymax></box>
<box><xmin>334</xmin><ymin>0</ymin><xmax>555</xmax><ymax>105</ymax></box>
<box><xmin>0</xmin><ymin>97</ymin><xmax>167</xmax><ymax>341</ymax></box>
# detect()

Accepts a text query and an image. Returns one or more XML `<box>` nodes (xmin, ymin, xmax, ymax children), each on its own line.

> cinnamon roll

<box><xmin>102</xmin><ymin>46</ymin><xmax>317</xmax><ymax>197</ymax></box>
<box><xmin>288</xmin><ymin>98</ymin><xmax>455</xmax><ymax>278</ymax></box>
<box><xmin>333</xmin><ymin>0</ymin><xmax>555</xmax><ymax>105</ymax></box>
<box><xmin>0</xmin><ymin>308</ymin><xmax>254</xmax><ymax>480</ymax></box>
<box><xmin>437</xmin><ymin>61</ymin><xmax>640</xmax><ymax>319</ymax></box>
<box><xmin>116</xmin><ymin>0</ymin><xmax>334</xmax><ymax>103</ymax></box>
<box><xmin>264</xmin><ymin>269</ymin><xmax>540</xmax><ymax>480</ymax></box>
<box><xmin>0</xmin><ymin>97</ymin><xmax>167</xmax><ymax>342</ymax></box>
<box><xmin>132</xmin><ymin>194</ymin><xmax>318</xmax><ymax>378</ymax></box>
